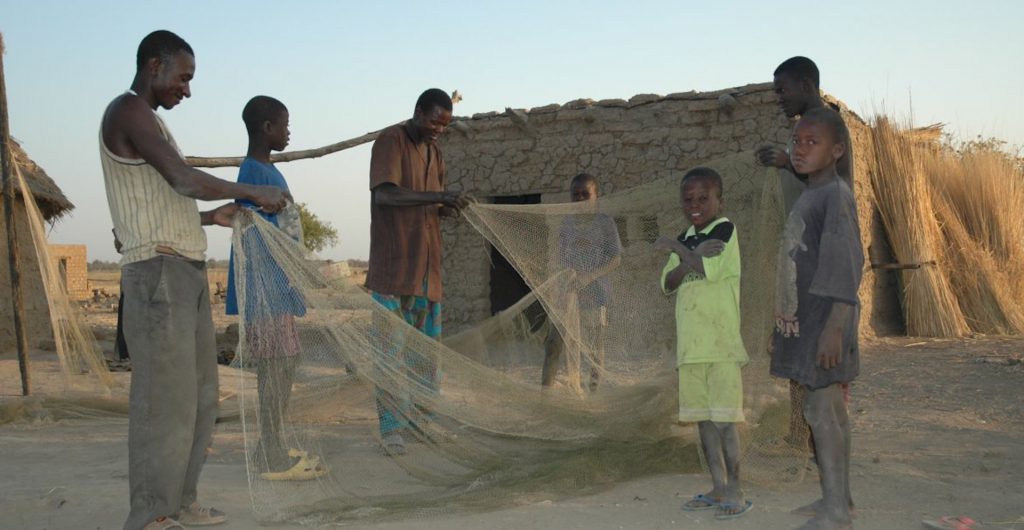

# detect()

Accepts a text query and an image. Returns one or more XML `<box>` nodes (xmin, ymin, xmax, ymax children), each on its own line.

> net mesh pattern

<box><xmin>232</xmin><ymin>151</ymin><xmax>812</xmax><ymax>524</ymax></box>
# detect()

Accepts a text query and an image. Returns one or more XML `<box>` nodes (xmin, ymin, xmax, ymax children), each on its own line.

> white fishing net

<box><xmin>231</xmin><ymin>151</ymin><xmax>810</xmax><ymax>524</ymax></box>
<box><xmin>0</xmin><ymin>151</ymin><xmax>117</xmax><ymax>423</ymax></box>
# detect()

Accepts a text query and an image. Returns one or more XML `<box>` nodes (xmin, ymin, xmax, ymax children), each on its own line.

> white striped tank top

<box><xmin>100</xmin><ymin>98</ymin><xmax>207</xmax><ymax>264</ymax></box>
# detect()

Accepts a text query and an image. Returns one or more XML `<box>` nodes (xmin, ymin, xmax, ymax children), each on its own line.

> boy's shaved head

<box><xmin>799</xmin><ymin>107</ymin><xmax>848</xmax><ymax>144</ymax></box>
<box><xmin>136</xmin><ymin>30</ymin><xmax>193</xmax><ymax>71</ymax></box>
<box><xmin>681</xmin><ymin>167</ymin><xmax>723</xmax><ymax>198</ymax></box>
<box><xmin>243</xmin><ymin>95</ymin><xmax>288</xmax><ymax>136</ymax></box>
<box><xmin>774</xmin><ymin>56</ymin><xmax>820</xmax><ymax>89</ymax></box>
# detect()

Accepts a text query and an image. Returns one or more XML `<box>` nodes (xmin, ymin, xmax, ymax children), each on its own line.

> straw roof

<box><xmin>5</xmin><ymin>139</ymin><xmax>74</xmax><ymax>221</ymax></box>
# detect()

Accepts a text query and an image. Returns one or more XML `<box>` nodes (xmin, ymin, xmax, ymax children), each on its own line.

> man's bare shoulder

<box><xmin>102</xmin><ymin>94</ymin><xmax>159</xmax><ymax>158</ymax></box>
<box><xmin>103</xmin><ymin>93</ymin><xmax>155</xmax><ymax>130</ymax></box>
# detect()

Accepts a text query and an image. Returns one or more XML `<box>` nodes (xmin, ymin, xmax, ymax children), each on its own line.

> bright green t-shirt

<box><xmin>660</xmin><ymin>217</ymin><xmax>748</xmax><ymax>366</ymax></box>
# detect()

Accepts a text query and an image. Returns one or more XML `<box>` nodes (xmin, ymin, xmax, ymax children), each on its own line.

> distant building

<box><xmin>49</xmin><ymin>244</ymin><xmax>89</xmax><ymax>301</ymax></box>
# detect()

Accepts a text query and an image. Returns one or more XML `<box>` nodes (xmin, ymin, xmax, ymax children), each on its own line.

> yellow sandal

<box><xmin>259</xmin><ymin>455</ymin><xmax>328</xmax><ymax>481</ymax></box>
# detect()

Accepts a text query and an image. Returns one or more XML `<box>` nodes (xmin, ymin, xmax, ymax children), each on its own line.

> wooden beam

<box><xmin>0</xmin><ymin>32</ymin><xmax>32</xmax><ymax>396</ymax></box>
<box><xmin>185</xmin><ymin>89</ymin><xmax>463</xmax><ymax>168</ymax></box>
<box><xmin>186</xmin><ymin>130</ymin><xmax>383</xmax><ymax>168</ymax></box>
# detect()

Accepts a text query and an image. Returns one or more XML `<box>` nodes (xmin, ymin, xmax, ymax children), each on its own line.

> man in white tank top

<box><xmin>99</xmin><ymin>30</ymin><xmax>288</xmax><ymax>530</ymax></box>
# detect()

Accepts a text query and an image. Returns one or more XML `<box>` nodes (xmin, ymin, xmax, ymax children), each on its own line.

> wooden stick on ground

<box><xmin>0</xmin><ymin>32</ymin><xmax>33</xmax><ymax>396</ymax></box>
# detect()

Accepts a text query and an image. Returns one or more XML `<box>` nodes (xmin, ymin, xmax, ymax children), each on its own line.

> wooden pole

<box><xmin>0</xmin><ymin>33</ymin><xmax>32</xmax><ymax>396</ymax></box>
<box><xmin>184</xmin><ymin>90</ymin><xmax>463</xmax><ymax>168</ymax></box>
<box><xmin>186</xmin><ymin>129</ymin><xmax>383</xmax><ymax>168</ymax></box>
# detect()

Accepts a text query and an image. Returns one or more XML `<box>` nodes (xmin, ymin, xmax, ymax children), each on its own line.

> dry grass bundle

<box><xmin>905</xmin><ymin>123</ymin><xmax>945</xmax><ymax>146</ymax></box>
<box><xmin>927</xmin><ymin>148</ymin><xmax>1024</xmax><ymax>334</ymax></box>
<box><xmin>869</xmin><ymin>118</ymin><xmax>970</xmax><ymax>337</ymax></box>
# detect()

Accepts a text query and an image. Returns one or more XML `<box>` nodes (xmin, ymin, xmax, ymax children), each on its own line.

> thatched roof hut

<box><xmin>7</xmin><ymin>139</ymin><xmax>74</xmax><ymax>221</ymax></box>
<box><xmin>1</xmin><ymin>139</ymin><xmax>77</xmax><ymax>351</ymax></box>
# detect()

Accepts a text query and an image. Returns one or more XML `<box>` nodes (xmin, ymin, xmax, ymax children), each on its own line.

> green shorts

<box><xmin>678</xmin><ymin>362</ymin><xmax>745</xmax><ymax>423</ymax></box>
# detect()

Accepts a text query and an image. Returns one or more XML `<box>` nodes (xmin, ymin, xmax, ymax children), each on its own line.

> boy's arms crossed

<box><xmin>655</xmin><ymin>220</ymin><xmax>739</xmax><ymax>290</ymax></box>
<box><xmin>655</xmin><ymin>237</ymin><xmax>723</xmax><ymax>292</ymax></box>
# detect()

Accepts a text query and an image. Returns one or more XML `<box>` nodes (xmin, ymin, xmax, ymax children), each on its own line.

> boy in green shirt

<box><xmin>655</xmin><ymin>167</ymin><xmax>751</xmax><ymax>520</ymax></box>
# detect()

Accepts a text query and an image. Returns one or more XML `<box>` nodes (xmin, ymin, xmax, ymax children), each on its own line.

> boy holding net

<box><xmin>225</xmin><ymin>96</ymin><xmax>325</xmax><ymax>481</ymax></box>
<box><xmin>542</xmin><ymin>173</ymin><xmax>622</xmax><ymax>392</ymax></box>
<box><xmin>655</xmin><ymin>167</ymin><xmax>751</xmax><ymax>520</ymax></box>
<box><xmin>771</xmin><ymin>107</ymin><xmax>861</xmax><ymax>530</ymax></box>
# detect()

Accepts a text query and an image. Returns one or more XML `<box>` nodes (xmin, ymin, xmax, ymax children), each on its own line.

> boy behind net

<box><xmin>542</xmin><ymin>173</ymin><xmax>622</xmax><ymax>392</ymax></box>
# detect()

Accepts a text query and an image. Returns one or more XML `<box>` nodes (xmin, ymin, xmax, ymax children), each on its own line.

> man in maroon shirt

<box><xmin>367</xmin><ymin>88</ymin><xmax>468</xmax><ymax>455</ymax></box>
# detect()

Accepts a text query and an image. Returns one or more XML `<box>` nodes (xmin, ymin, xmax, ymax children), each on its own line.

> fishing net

<box><xmin>232</xmin><ymin>150</ymin><xmax>813</xmax><ymax>525</ymax></box>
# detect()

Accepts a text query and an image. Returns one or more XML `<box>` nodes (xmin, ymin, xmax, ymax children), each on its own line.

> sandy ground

<box><xmin>1</xmin><ymin>335</ymin><xmax>1021</xmax><ymax>529</ymax></box>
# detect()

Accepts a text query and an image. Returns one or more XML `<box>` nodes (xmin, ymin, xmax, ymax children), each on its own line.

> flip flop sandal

<box><xmin>260</xmin><ymin>455</ymin><xmax>328</xmax><ymax>481</ymax></box>
<box><xmin>174</xmin><ymin>502</ymin><xmax>227</xmax><ymax>526</ymax></box>
<box><xmin>715</xmin><ymin>500</ymin><xmax>753</xmax><ymax>520</ymax></box>
<box><xmin>681</xmin><ymin>493</ymin><xmax>719</xmax><ymax>511</ymax></box>
<box><xmin>922</xmin><ymin>515</ymin><xmax>978</xmax><ymax>530</ymax></box>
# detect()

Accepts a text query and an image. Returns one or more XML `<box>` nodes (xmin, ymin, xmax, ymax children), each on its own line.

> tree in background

<box><xmin>945</xmin><ymin>134</ymin><xmax>1023</xmax><ymax>171</ymax></box>
<box><xmin>298</xmin><ymin>202</ymin><xmax>339</xmax><ymax>253</ymax></box>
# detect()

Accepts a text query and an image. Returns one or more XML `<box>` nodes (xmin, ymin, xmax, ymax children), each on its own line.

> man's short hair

<box><xmin>774</xmin><ymin>56</ymin><xmax>820</xmax><ymax>89</ymax></box>
<box><xmin>136</xmin><ymin>30</ymin><xmax>194</xmax><ymax>71</ymax></box>
<box><xmin>799</xmin><ymin>107</ymin><xmax>849</xmax><ymax>145</ymax></box>
<box><xmin>570</xmin><ymin>172</ymin><xmax>598</xmax><ymax>191</ymax></box>
<box><xmin>681</xmin><ymin>167</ymin><xmax>724</xmax><ymax>198</ymax></box>
<box><xmin>415</xmin><ymin>88</ymin><xmax>453</xmax><ymax>115</ymax></box>
<box><xmin>242</xmin><ymin>96</ymin><xmax>288</xmax><ymax>136</ymax></box>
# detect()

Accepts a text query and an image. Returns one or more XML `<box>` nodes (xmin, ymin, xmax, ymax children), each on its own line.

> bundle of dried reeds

<box><xmin>869</xmin><ymin>118</ymin><xmax>970</xmax><ymax>337</ymax></box>
<box><xmin>927</xmin><ymin>149</ymin><xmax>1024</xmax><ymax>334</ymax></box>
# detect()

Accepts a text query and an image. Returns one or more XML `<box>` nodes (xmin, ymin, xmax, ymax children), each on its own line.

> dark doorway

<box><xmin>488</xmin><ymin>194</ymin><xmax>545</xmax><ymax>329</ymax></box>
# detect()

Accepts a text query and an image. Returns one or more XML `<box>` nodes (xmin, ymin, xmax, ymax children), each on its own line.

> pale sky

<box><xmin>2</xmin><ymin>0</ymin><xmax>1021</xmax><ymax>261</ymax></box>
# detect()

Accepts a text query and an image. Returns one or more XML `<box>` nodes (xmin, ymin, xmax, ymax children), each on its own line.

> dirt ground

<box><xmin>1</xmin><ymin>327</ymin><xmax>1022</xmax><ymax>529</ymax></box>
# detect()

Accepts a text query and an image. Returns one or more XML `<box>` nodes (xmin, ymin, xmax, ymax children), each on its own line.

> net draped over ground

<box><xmin>231</xmin><ymin>151</ymin><xmax>811</xmax><ymax>524</ymax></box>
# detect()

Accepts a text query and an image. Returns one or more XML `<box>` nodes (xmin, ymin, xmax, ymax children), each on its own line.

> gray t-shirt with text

<box><xmin>770</xmin><ymin>178</ymin><xmax>863</xmax><ymax>389</ymax></box>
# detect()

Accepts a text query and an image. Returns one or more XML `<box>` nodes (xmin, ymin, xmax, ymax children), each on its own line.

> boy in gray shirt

<box><xmin>770</xmin><ymin>108</ymin><xmax>862</xmax><ymax>530</ymax></box>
